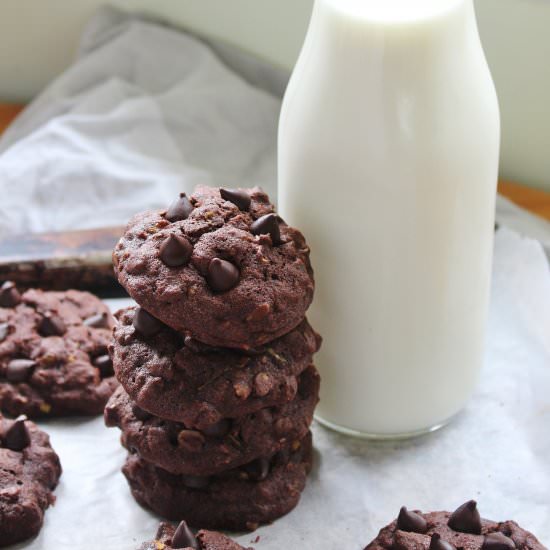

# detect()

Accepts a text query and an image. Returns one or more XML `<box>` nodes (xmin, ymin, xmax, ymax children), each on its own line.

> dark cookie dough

<box><xmin>111</xmin><ymin>307</ymin><xmax>320</xmax><ymax>429</ymax></box>
<box><xmin>112</xmin><ymin>186</ymin><xmax>314</xmax><ymax>349</ymax></box>
<box><xmin>105</xmin><ymin>365</ymin><xmax>319</xmax><ymax>476</ymax></box>
<box><xmin>0</xmin><ymin>415</ymin><xmax>62</xmax><ymax>547</ymax></box>
<box><xmin>0</xmin><ymin>286</ymin><xmax>117</xmax><ymax>417</ymax></box>
<box><xmin>364</xmin><ymin>502</ymin><xmax>547</xmax><ymax>550</ymax></box>
<box><xmin>139</xmin><ymin>521</ymin><xmax>253</xmax><ymax>550</ymax></box>
<box><xmin>123</xmin><ymin>431</ymin><xmax>313</xmax><ymax>531</ymax></box>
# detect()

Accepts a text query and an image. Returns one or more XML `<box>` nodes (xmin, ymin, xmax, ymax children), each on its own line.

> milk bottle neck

<box><xmin>305</xmin><ymin>0</ymin><xmax>481</xmax><ymax>67</ymax></box>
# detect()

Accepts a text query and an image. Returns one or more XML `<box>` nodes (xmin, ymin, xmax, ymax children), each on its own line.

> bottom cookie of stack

<box><xmin>122</xmin><ymin>431</ymin><xmax>313</xmax><ymax>531</ymax></box>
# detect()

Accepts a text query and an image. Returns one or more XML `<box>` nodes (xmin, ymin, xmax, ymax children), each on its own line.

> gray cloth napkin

<box><xmin>0</xmin><ymin>6</ymin><xmax>282</xmax><ymax>237</ymax></box>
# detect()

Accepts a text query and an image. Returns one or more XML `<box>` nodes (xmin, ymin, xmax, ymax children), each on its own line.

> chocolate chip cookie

<box><xmin>0</xmin><ymin>285</ymin><xmax>117</xmax><ymax>417</ymax></box>
<box><xmin>111</xmin><ymin>307</ymin><xmax>320</xmax><ymax>429</ymax></box>
<box><xmin>139</xmin><ymin>521</ymin><xmax>253</xmax><ymax>550</ymax></box>
<box><xmin>0</xmin><ymin>414</ymin><xmax>62</xmax><ymax>547</ymax></box>
<box><xmin>112</xmin><ymin>186</ymin><xmax>314</xmax><ymax>349</ymax></box>
<box><xmin>365</xmin><ymin>501</ymin><xmax>546</xmax><ymax>550</ymax></box>
<box><xmin>123</xmin><ymin>431</ymin><xmax>313</xmax><ymax>531</ymax></box>
<box><xmin>105</xmin><ymin>365</ymin><xmax>319</xmax><ymax>476</ymax></box>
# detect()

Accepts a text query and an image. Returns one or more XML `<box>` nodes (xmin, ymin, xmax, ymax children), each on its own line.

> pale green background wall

<box><xmin>0</xmin><ymin>0</ymin><xmax>548</xmax><ymax>190</ymax></box>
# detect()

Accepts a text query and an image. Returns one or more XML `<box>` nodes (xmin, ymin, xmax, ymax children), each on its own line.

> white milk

<box><xmin>278</xmin><ymin>0</ymin><xmax>500</xmax><ymax>437</ymax></box>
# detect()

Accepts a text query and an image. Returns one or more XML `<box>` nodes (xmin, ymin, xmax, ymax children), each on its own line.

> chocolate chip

<box><xmin>482</xmin><ymin>533</ymin><xmax>516</xmax><ymax>550</ymax></box>
<box><xmin>206</xmin><ymin>258</ymin><xmax>240</xmax><ymax>292</ymax></box>
<box><xmin>132</xmin><ymin>308</ymin><xmax>163</xmax><ymax>337</ymax></box>
<box><xmin>83</xmin><ymin>312</ymin><xmax>110</xmax><ymax>329</ymax></box>
<box><xmin>448</xmin><ymin>500</ymin><xmax>482</xmax><ymax>534</ymax></box>
<box><xmin>201</xmin><ymin>418</ymin><xmax>231</xmax><ymax>438</ymax></box>
<box><xmin>6</xmin><ymin>359</ymin><xmax>35</xmax><ymax>383</ymax></box>
<box><xmin>4</xmin><ymin>416</ymin><xmax>31</xmax><ymax>451</ymax></box>
<box><xmin>0</xmin><ymin>323</ymin><xmax>9</xmax><ymax>342</ymax></box>
<box><xmin>38</xmin><ymin>313</ymin><xmax>67</xmax><ymax>336</ymax></box>
<box><xmin>159</xmin><ymin>234</ymin><xmax>193</xmax><ymax>267</ymax></box>
<box><xmin>429</xmin><ymin>534</ymin><xmax>457</xmax><ymax>550</ymax></box>
<box><xmin>132</xmin><ymin>404</ymin><xmax>152</xmax><ymax>421</ymax></box>
<box><xmin>93</xmin><ymin>355</ymin><xmax>113</xmax><ymax>377</ymax></box>
<box><xmin>181</xmin><ymin>473</ymin><xmax>210</xmax><ymax>490</ymax></box>
<box><xmin>220</xmin><ymin>188</ymin><xmax>251</xmax><ymax>211</ymax></box>
<box><xmin>165</xmin><ymin>193</ymin><xmax>194</xmax><ymax>222</ymax></box>
<box><xmin>251</xmin><ymin>213</ymin><xmax>281</xmax><ymax>245</ymax></box>
<box><xmin>245</xmin><ymin>457</ymin><xmax>270</xmax><ymax>481</ymax></box>
<box><xmin>172</xmin><ymin>520</ymin><xmax>199</xmax><ymax>550</ymax></box>
<box><xmin>0</xmin><ymin>281</ymin><xmax>21</xmax><ymax>308</ymax></box>
<box><xmin>178</xmin><ymin>429</ymin><xmax>205</xmax><ymax>452</ymax></box>
<box><xmin>103</xmin><ymin>404</ymin><xmax>119</xmax><ymax>426</ymax></box>
<box><xmin>397</xmin><ymin>507</ymin><xmax>428</xmax><ymax>533</ymax></box>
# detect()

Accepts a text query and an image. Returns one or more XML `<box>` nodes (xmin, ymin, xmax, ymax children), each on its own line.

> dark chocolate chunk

<box><xmin>93</xmin><ymin>355</ymin><xmax>113</xmax><ymax>377</ymax></box>
<box><xmin>83</xmin><ymin>312</ymin><xmax>110</xmax><ymax>329</ymax></box>
<box><xmin>103</xmin><ymin>403</ymin><xmax>119</xmax><ymax>426</ymax></box>
<box><xmin>448</xmin><ymin>500</ymin><xmax>482</xmax><ymax>535</ymax></box>
<box><xmin>159</xmin><ymin>234</ymin><xmax>193</xmax><ymax>267</ymax></box>
<box><xmin>206</xmin><ymin>258</ymin><xmax>240</xmax><ymax>293</ymax></box>
<box><xmin>201</xmin><ymin>418</ymin><xmax>231</xmax><ymax>438</ymax></box>
<box><xmin>172</xmin><ymin>520</ymin><xmax>199</xmax><ymax>550</ymax></box>
<box><xmin>6</xmin><ymin>359</ymin><xmax>35</xmax><ymax>383</ymax></box>
<box><xmin>4</xmin><ymin>416</ymin><xmax>31</xmax><ymax>451</ymax></box>
<box><xmin>177</xmin><ymin>430</ymin><xmax>205</xmax><ymax>452</ymax></box>
<box><xmin>0</xmin><ymin>281</ymin><xmax>21</xmax><ymax>308</ymax></box>
<box><xmin>181</xmin><ymin>473</ymin><xmax>210</xmax><ymax>490</ymax></box>
<box><xmin>430</xmin><ymin>533</ymin><xmax>457</xmax><ymax>550</ymax></box>
<box><xmin>38</xmin><ymin>313</ymin><xmax>67</xmax><ymax>337</ymax></box>
<box><xmin>397</xmin><ymin>506</ymin><xmax>428</xmax><ymax>533</ymax></box>
<box><xmin>482</xmin><ymin>532</ymin><xmax>516</xmax><ymax>550</ymax></box>
<box><xmin>220</xmin><ymin>188</ymin><xmax>251</xmax><ymax>211</ymax></box>
<box><xmin>0</xmin><ymin>322</ymin><xmax>9</xmax><ymax>342</ymax></box>
<box><xmin>245</xmin><ymin>457</ymin><xmax>270</xmax><ymax>481</ymax></box>
<box><xmin>132</xmin><ymin>308</ymin><xmax>163</xmax><ymax>337</ymax></box>
<box><xmin>166</xmin><ymin>193</ymin><xmax>194</xmax><ymax>222</ymax></box>
<box><xmin>251</xmin><ymin>213</ymin><xmax>281</xmax><ymax>245</ymax></box>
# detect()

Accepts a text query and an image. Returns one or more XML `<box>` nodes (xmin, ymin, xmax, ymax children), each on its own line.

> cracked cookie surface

<box><xmin>112</xmin><ymin>186</ymin><xmax>314</xmax><ymax>349</ymax></box>
<box><xmin>0</xmin><ymin>286</ymin><xmax>117</xmax><ymax>417</ymax></box>
<box><xmin>105</xmin><ymin>365</ymin><xmax>319</xmax><ymax>476</ymax></box>
<box><xmin>111</xmin><ymin>307</ymin><xmax>320</xmax><ymax>429</ymax></box>
<box><xmin>364</xmin><ymin>502</ymin><xmax>546</xmax><ymax>550</ymax></box>
<box><xmin>123</xmin><ymin>431</ymin><xmax>313</xmax><ymax>531</ymax></box>
<box><xmin>138</xmin><ymin>521</ymin><xmax>253</xmax><ymax>550</ymax></box>
<box><xmin>0</xmin><ymin>414</ymin><xmax>62</xmax><ymax>547</ymax></box>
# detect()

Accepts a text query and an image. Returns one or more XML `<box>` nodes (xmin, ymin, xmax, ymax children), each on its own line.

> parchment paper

<box><xmin>12</xmin><ymin>228</ymin><xmax>548</xmax><ymax>550</ymax></box>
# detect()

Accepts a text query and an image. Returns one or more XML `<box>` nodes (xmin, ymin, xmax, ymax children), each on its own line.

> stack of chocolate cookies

<box><xmin>105</xmin><ymin>186</ymin><xmax>321</xmax><ymax>530</ymax></box>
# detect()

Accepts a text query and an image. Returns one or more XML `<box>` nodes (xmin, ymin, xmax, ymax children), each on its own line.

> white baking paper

<box><xmin>11</xmin><ymin>228</ymin><xmax>548</xmax><ymax>550</ymax></box>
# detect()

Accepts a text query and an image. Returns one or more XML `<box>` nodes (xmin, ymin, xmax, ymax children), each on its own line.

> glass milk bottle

<box><xmin>278</xmin><ymin>0</ymin><xmax>500</xmax><ymax>438</ymax></box>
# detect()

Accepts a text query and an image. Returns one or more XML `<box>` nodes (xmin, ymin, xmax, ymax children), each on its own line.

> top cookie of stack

<box><xmin>112</xmin><ymin>186</ymin><xmax>314</xmax><ymax>349</ymax></box>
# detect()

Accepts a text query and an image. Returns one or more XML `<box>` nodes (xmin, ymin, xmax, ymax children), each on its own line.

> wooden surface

<box><xmin>0</xmin><ymin>102</ymin><xmax>549</xmax><ymax>222</ymax></box>
<box><xmin>498</xmin><ymin>180</ymin><xmax>550</xmax><ymax>222</ymax></box>
<box><xmin>0</xmin><ymin>103</ymin><xmax>24</xmax><ymax>135</ymax></box>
